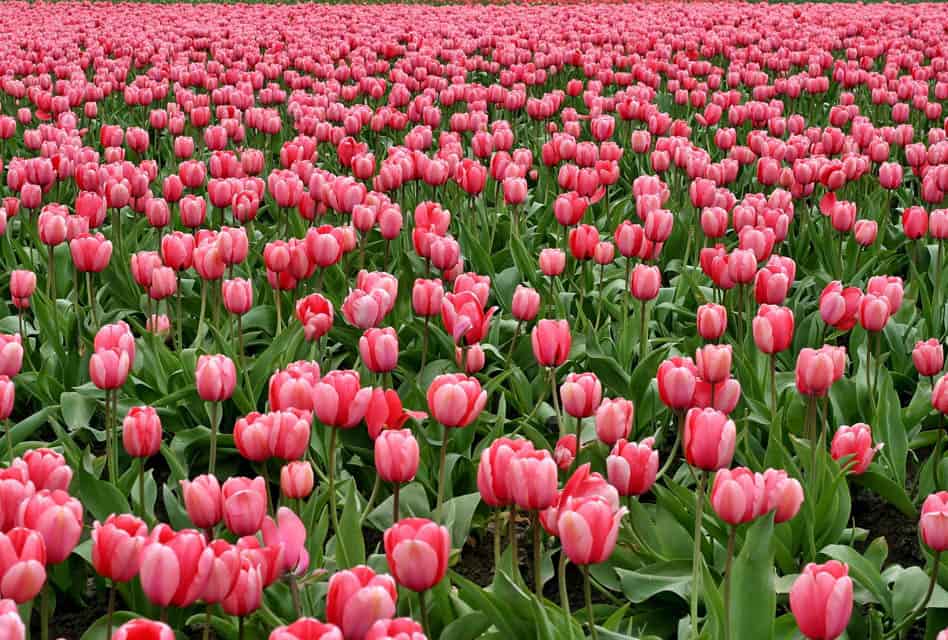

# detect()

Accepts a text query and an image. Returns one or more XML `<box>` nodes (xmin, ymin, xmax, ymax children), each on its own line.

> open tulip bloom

<box><xmin>4</xmin><ymin>2</ymin><xmax>948</xmax><ymax>639</ymax></box>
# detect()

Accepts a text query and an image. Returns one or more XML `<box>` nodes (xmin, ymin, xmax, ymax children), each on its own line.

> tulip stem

<box><xmin>723</xmin><ymin>525</ymin><xmax>736</xmax><ymax>640</ymax></box>
<box><xmin>327</xmin><ymin>426</ymin><xmax>340</xmax><ymax>537</ymax></box>
<box><xmin>393</xmin><ymin>483</ymin><xmax>400</xmax><ymax>523</ymax></box>
<box><xmin>936</xmin><ymin>240</ymin><xmax>944</xmax><ymax>334</ymax></box>
<box><xmin>884</xmin><ymin>550</ymin><xmax>941</xmax><ymax>640</ymax></box>
<box><xmin>237</xmin><ymin>615</ymin><xmax>244</xmax><ymax>640</ymax></box>
<box><xmin>420</xmin><ymin>316</ymin><xmax>430</xmax><ymax>373</ymax></box>
<box><xmin>74</xmin><ymin>263</ymin><xmax>82</xmax><ymax>351</ymax></box>
<box><xmin>289</xmin><ymin>575</ymin><xmax>302</xmax><ymax>619</ymax></box>
<box><xmin>506</xmin><ymin>321</ymin><xmax>521</xmax><ymax>363</ymax></box>
<box><xmin>138</xmin><ymin>458</ymin><xmax>146</xmax><ymax>520</ymax></box>
<box><xmin>934</xmin><ymin>416</ymin><xmax>944</xmax><ymax>492</ymax></box>
<box><xmin>493</xmin><ymin>509</ymin><xmax>503</xmax><ymax>571</ymax></box>
<box><xmin>3</xmin><ymin>419</ymin><xmax>11</xmax><ymax>463</ymax></box>
<box><xmin>46</xmin><ymin>244</ymin><xmax>54</xmax><ymax>299</ymax></box>
<box><xmin>361</xmin><ymin>474</ymin><xmax>381</xmax><ymax>523</ymax></box>
<box><xmin>509</xmin><ymin>506</ymin><xmax>519</xmax><ymax>573</ymax></box>
<box><xmin>639</xmin><ymin>299</ymin><xmax>648</xmax><ymax>364</ymax></box>
<box><xmin>87</xmin><ymin>272</ymin><xmax>98</xmax><ymax>327</ymax></box>
<box><xmin>106</xmin><ymin>584</ymin><xmax>115</xmax><ymax>640</ymax></box>
<box><xmin>40</xmin><ymin>584</ymin><xmax>49</xmax><ymax>640</ymax></box>
<box><xmin>654</xmin><ymin>412</ymin><xmax>683</xmax><ymax>483</ymax></box>
<box><xmin>175</xmin><ymin>281</ymin><xmax>183</xmax><ymax>354</ymax></box>
<box><xmin>582</xmin><ymin>564</ymin><xmax>597</xmax><ymax>640</ymax></box>
<box><xmin>594</xmin><ymin>264</ymin><xmax>605</xmax><ymax>329</ymax></box>
<box><xmin>690</xmin><ymin>471</ymin><xmax>706</xmax><ymax>640</ymax></box>
<box><xmin>436</xmin><ymin>425</ymin><xmax>450</xmax><ymax>522</ymax></box>
<box><xmin>558</xmin><ymin>552</ymin><xmax>570</xmax><ymax>617</ymax></box>
<box><xmin>418</xmin><ymin>590</ymin><xmax>431</xmax><ymax>638</ymax></box>
<box><xmin>550</xmin><ymin>368</ymin><xmax>562</xmax><ymax>439</ymax></box>
<box><xmin>531</xmin><ymin>510</ymin><xmax>543</xmax><ymax>596</ymax></box>
<box><xmin>203</xmin><ymin>604</ymin><xmax>212</xmax><ymax>640</ymax></box>
<box><xmin>770</xmin><ymin>355</ymin><xmax>778</xmax><ymax>416</ymax></box>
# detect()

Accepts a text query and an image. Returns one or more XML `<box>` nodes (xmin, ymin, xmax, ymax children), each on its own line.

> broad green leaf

<box><xmin>78</xmin><ymin>468</ymin><xmax>131</xmax><ymax>523</ymax></box>
<box><xmin>336</xmin><ymin>481</ymin><xmax>366</xmax><ymax>569</ymax></box>
<box><xmin>729</xmin><ymin>515</ymin><xmax>776</xmax><ymax>640</ymax></box>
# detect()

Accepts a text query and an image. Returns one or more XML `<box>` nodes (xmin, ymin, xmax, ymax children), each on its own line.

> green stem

<box><xmin>770</xmin><ymin>355</ymin><xmax>778</xmax><ymax>416</ymax></box>
<box><xmin>418</xmin><ymin>590</ymin><xmax>431</xmax><ymax>639</ymax></box>
<box><xmin>87</xmin><ymin>272</ymin><xmax>99</xmax><ymax>327</ymax></box>
<box><xmin>203</xmin><ymin>603</ymin><xmax>212</xmax><ymax>640</ymax></box>
<box><xmin>238</xmin><ymin>616</ymin><xmax>244</xmax><ymax>640</ymax></box>
<box><xmin>393</xmin><ymin>483</ymin><xmax>400</xmax><ymax>523</ymax></box>
<box><xmin>328</xmin><ymin>427</ymin><xmax>340</xmax><ymax>537</ymax></box>
<box><xmin>289</xmin><ymin>575</ymin><xmax>302</xmax><ymax>619</ymax></box>
<box><xmin>41</xmin><ymin>585</ymin><xmax>49</xmax><ymax>640</ymax></box>
<box><xmin>176</xmin><ymin>281</ymin><xmax>183</xmax><ymax>354</ymax></box>
<box><xmin>138</xmin><ymin>458</ymin><xmax>146</xmax><ymax>520</ymax></box>
<box><xmin>493</xmin><ymin>509</ymin><xmax>503</xmax><ymax>571</ymax></box>
<box><xmin>436</xmin><ymin>425</ymin><xmax>450</xmax><ymax>522</ymax></box>
<box><xmin>506</xmin><ymin>321</ymin><xmax>521</xmax><ymax>363</ymax></box>
<box><xmin>361</xmin><ymin>474</ymin><xmax>381</xmax><ymax>523</ymax></box>
<box><xmin>594</xmin><ymin>265</ymin><xmax>605</xmax><ymax>329</ymax></box>
<box><xmin>654</xmin><ymin>413</ymin><xmax>683</xmax><ymax>482</ymax></box>
<box><xmin>934</xmin><ymin>417</ymin><xmax>944</xmax><ymax>492</ymax></box>
<box><xmin>639</xmin><ymin>299</ymin><xmax>648</xmax><ymax>364</ymax></box>
<box><xmin>106</xmin><ymin>584</ymin><xmax>116</xmax><ymax>640</ymax></box>
<box><xmin>532</xmin><ymin>510</ymin><xmax>543</xmax><ymax>596</ymax></box>
<box><xmin>208</xmin><ymin>401</ymin><xmax>220</xmax><ymax>477</ymax></box>
<box><xmin>936</xmin><ymin>240</ymin><xmax>943</xmax><ymax>334</ymax></box>
<box><xmin>583</xmin><ymin>565</ymin><xmax>598</xmax><ymax>640</ymax></box>
<box><xmin>550</xmin><ymin>368</ymin><xmax>562</xmax><ymax>438</ymax></box>
<box><xmin>723</xmin><ymin>525</ymin><xmax>736</xmax><ymax>640</ymax></box>
<box><xmin>5</xmin><ymin>419</ymin><xmax>12</xmax><ymax>463</ymax></box>
<box><xmin>197</xmin><ymin>278</ymin><xmax>208</xmax><ymax>345</ymax></box>
<box><xmin>558</xmin><ymin>552</ymin><xmax>570</xmax><ymax>617</ymax></box>
<box><xmin>420</xmin><ymin>316</ymin><xmax>430</xmax><ymax>372</ymax></box>
<box><xmin>509</xmin><ymin>506</ymin><xmax>519</xmax><ymax>573</ymax></box>
<box><xmin>690</xmin><ymin>471</ymin><xmax>706</xmax><ymax>640</ymax></box>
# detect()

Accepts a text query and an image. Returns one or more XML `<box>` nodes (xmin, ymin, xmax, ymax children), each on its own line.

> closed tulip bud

<box><xmin>91</xmin><ymin>514</ymin><xmax>147</xmax><ymax>583</ymax></box>
<box><xmin>360</xmin><ymin>328</ymin><xmax>399</xmax><ymax>374</ymax></box>
<box><xmin>710</xmin><ymin>467</ymin><xmax>766</xmax><ymax>525</ymax></box>
<box><xmin>511</xmin><ymin>285</ymin><xmax>541</xmax><ymax>322</ymax></box>
<box><xmin>795</xmin><ymin>348</ymin><xmax>837</xmax><ymax>397</ymax></box>
<box><xmin>384</xmin><ymin>518</ymin><xmax>450</xmax><ymax>592</ymax></box>
<box><xmin>9</xmin><ymin>270</ymin><xmax>34</xmax><ymax>309</ymax></box>
<box><xmin>593</xmin><ymin>241</ymin><xmax>615</xmax><ymax>265</ymax></box>
<box><xmin>693</xmin><ymin>331</ymin><xmax>732</xmax><ymax>376</ymax></box>
<box><xmin>458</xmin><ymin>344</ymin><xmax>485</xmax><ymax>374</ymax></box>
<box><xmin>630</xmin><ymin>264</ymin><xmax>660</xmax><ymax>301</ymax></box>
<box><xmin>509</xmin><ymin>448</ymin><xmax>559</xmax><ymax>511</ymax></box>
<box><xmin>789</xmin><ymin>561</ymin><xmax>853</xmax><ymax>640</ymax></box>
<box><xmin>195</xmin><ymin>354</ymin><xmax>237</xmax><ymax>401</ymax></box>
<box><xmin>903</xmin><ymin>205</ymin><xmax>929</xmax><ymax>240</ymax></box>
<box><xmin>89</xmin><ymin>347</ymin><xmax>131</xmax><ymax>390</ymax></box>
<box><xmin>921</xmin><ymin>492</ymin><xmax>948</xmax><ymax>551</ymax></box>
<box><xmin>21</xmin><ymin>448</ymin><xmax>71</xmax><ymax>492</ymax></box>
<box><xmin>932</xmin><ymin>210</ymin><xmax>948</xmax><ymax>240</ymax></box>
<box><xmin>684</xmin><ymin>408</ymin><xmax>736</xmax><ymax>471</ymax></box>
<box><xmin>181</xmin><ymin>474</ymin><xmax>223</xmax><ymax>529</ymax></box>
<box><xmin>222</xmin><ymin>278</ymin><xmax>253</xmax><ymax>315</ymax></box>
<box><xmin>644</xmin><ymin>209</ymin><xmax>674</xmax><ymax>243</ymax></box>
<box><xmin>478</xmin><ymin>437</ymin><xmax>534</xmax><ymax>507</ymax></box>
<box><xmin>375</xmin><ymin>429</ymin><xmax>420</xmax><ymax>485</ymax></box>
<box><xmin>312</xmin><ymin>370</ymin><xmax>373</xmax><ymax>429</ymax></box>
<box><xmin>503</xmin><ymin>177</ymin><xmax>528</xmax><ymax>205</ymax></box>
<box><xmin>411</xmin><ymin>279</ymin><xmax>443</xmax><ymax>317</ymax></box>
<box><xmin>122</xmin><ymin>406</ymin><xmax>162</xmax><ymax>458</ymax></box>
<box><xmin>70</xmin><ymin>232</ymin><xmax>113</xmax><ymax>272</ymax></box>
<box><xmin>364</xmin><ymin>619</ymin><xmax>425</xmax><ymax>640</ymax></box>
<box><xmin>200</xmin><ymin>540</ymin><xmax>241</xmax><ymax>605</ymax></box>
<box><xmin>914</xmin><ymin>339</ymin><xmax>944</xmax><ymax>377</ymax></box>
<box><xmin>18</xmin><ymin>490</ymin><xmax>82</xmax><ymax>564</ymax></box>
<box><xmin>270</xmin><ymin>619</ymin><xmax>343</xmax><ymax>640</ymax></box>
<box><xmin>539</xmin><ymin>248</ymin><xmax>566</xmax><ymax>276</ymax></box>
<box><xmin>656</xmin><ymin>357</ymin><xmax>697</xmax><ymax>410</ymax></box>
<box><xmin>558</xmin><ymin>496</ymin><xmax>626</xmax><ymax>565</ymax></box>
<box><xmin>0</xmin><ymin>528</ymin><xmax>46</xmax><ymax>603</ymax></box>
<box><xmin>0</xmin><ymin>335</ymin><xmax>22</xmax><ymax>378</ymax></box>
<box><xmin>696</xmin><ymin>303</ymin><xmax>727</xmax><ymax>341</ymax></box>
<box><xmin>830</xmin><ymin>423</ymin><xmax>879</xmax><ymax>474</ymax></box>
<box><xmin>222</xmin><ymin>476</ymin><xmax>268</xmax><ymax>536</ymax></box>
<box><xmin>701</xmin><ymin>207</ymin><xmax>728</xmax><ymax>238</ymax></box>
<box><xmin>866</xmin><ymin>275</ymin><xmax>903</xmax><ymax>315</ymax></box>
<box><xmin>819</xmin><ymin>282</ymin><xmax>862</xmax><ymax>331</ymax></box>
<box><xmin>595</xmin><ymin>398</ymin><xmax>634</xmax><ymax>446</ymax></box>
<box><xmin>427</xmin><ymin>373</ymin><xmax>486</xmax><ymax>427</ymax></box>
<box><xmin>295</xmin><ymin>294</ymin><xmax>334</xmax><ymax>342</ymax></box>
<box><xmin>560</xmin><ymin>372</ymin><xmax>603</xmax><ymax>419</ymax></box>
<box><xmin>753</xmin><ymin>305</ymin><xmax>794</xmax><ymax>354</ymax></box>
<box><xmin>853</xmin><ymin>220</ymin><xmax>877</xmax><ymax>246</ymax></box>
<box><xmin>554</xmin><ymin>434</ymin><xmax>577</xmax><ymax>470</ymax></box>
<box><xmin>727</xmin><ymin>248</ymin><xmax>757</xmax><ymax>284</ymax></box>
<box><xmin>607</xmin><ymin>438</ymin><xmax>658</xmax><ymax>496</ymax></box>
<box><xmin>326</xmin><ymin>566</ymin><xmax>397</xmax><ymax>640</ymax></box>
<box><xmin>0</xmin><ymin>377</ymin><xmax>13</xmax><ymax>421</ymax></box>
<box><xmin>281</xmin><ymin>461</ymin><xmax>314</xmax><ymax>499</ymax></box>
<box><xmin>0</xmin><ymin>599</ymin><xmax>24</xmax><ymax>640</ymax></box>
<box><xmin>220</xmin><ymin>560</ymin><xmax>263</xmax><ymax>617</ymax></box>
<box><xmin>858</xmin><ymin>293</ymin><xmax>890</xmax><ymax>332</ymax></box>
<box><xmin>148</xmin><ymin>266</ymin><xmax>177</xmax><ymax>301</ymax></box>
<box><xmin>531</xmin><ymin>319</ymin><xmax>571</xmax><ymax>367</ymax></box>
<box><xmin>262</xmin><ymin>507</ymin><xmax>309</xmax><ymax>576</ymax></box>
<box><xmin>762</xmin><ymin>469</ymin><xmax>804</xmax><ymax>523</ymax></box>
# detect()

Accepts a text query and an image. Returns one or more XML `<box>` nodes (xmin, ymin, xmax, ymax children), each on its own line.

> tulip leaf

<box><xmin>821</xmin><ymin>544</ymin><xmax>892</xmax><ymax>615</ymax></box>
<box><xmin>78</xmin><ymin>467</ymin><xmax>131</xmax><ymax>523</ymax></box>
<box><xmin>728</xmin><ymin>515</ymin><xmax>776</xmax><ymax>640</ymax></box>
<box><xmin>617</xmin><ymin>560</ymin><xmax>692</xmax><ymax>603</ymax></box>
<box><xmin>443</xmin><ymin>492</ymin><xmax>481</xmax><ymax>549</ymax></box>
<box><xmin>891</xmin><ymin>566</ymin><xmax>929</xmax><ymax>624</ymax></box>
<box><xmin>78</xmin><ymin>611</ymin><xmax>139</xmax><ymax>640</ymax></box>
<box><xmin>60</xmin><ymin>391</ymin><xmax>98</xmax><ymax>432</ymax></box>
<box><xmin>336</xmin><ymin>480</ymin><xmax>366</xmax><ymax>569</ymax></box>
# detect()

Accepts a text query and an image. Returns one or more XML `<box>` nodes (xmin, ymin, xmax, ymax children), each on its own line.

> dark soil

<box><xmin>33</xmin><ymin>577</ymin><xmax>108</xmax><ymax>639</ymax></box>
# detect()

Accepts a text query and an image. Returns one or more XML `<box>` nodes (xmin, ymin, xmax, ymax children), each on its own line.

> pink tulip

<box><xmin>607</xmin><ymin>438</ymin><xmax>658</xmax><ymax>496</ymax></box>
<box><xmin>656</xmin><ymin>357</ymin><xmax>697</xmax><ymax>410</ymax></box>
<box><xmin>558</xmin><ymin>496</ymin><xmax>626</xmax><ymax>565</ymax></box>
<box><xmin>262</xmin><ymin>507</ymin><xmax>309</xmax><ymax>576</ymax></box>
<box><xmin>426</xmin><ymin>373</ymin><xmax>486</xmax><ymax>427</ymax></box>
<box><xmin>222</xmin><ymin>477</ymin><xmax>268</xmax><ymax>536</ymax></box>
<box><xmin>477</xmin><ymin>437</ymin><xmax>534</xmax><ymax>507</ymax></box>
<box><xmin>0</xmin><ymin>528</ymin><xmax>46</xmax><ymax>603</ymax></box>
<box><xmin>195</xmin><ymin>354</ymin><xmax>236</xmax><ymax>402</ymax></box>
<box><xmin>112</xmin><ymin>619</ymin><xmax>176</xmax><ymax>640</ymax></box>
<box><xmin>360</xmin><ymin>328</ymin><xmax>399</xmax><ymax>373</ymax></box>
<box><xmin>762</xmin><ymin>469</ymin><xmax>804</xmax><ymax>524</ymax></box>
<box><xmin>326</xmin><ymin>566</ymin><xmax>397</xmax><ymax>640</ymax></box>
<box><xmin>17</xmin><ymin>489</ymin><xmax>82</xmax><ymax>564</ymax></box>
<box><xmin>531</xmin><ymin>319</ymin><xmax>571</xmax><ymax>367</ymax></box>
<box><xmin>122</xmin><ymin>406</ymin><xmax>162</xmax><ymax>458</ymax></box>
<box><xmin>683</xmin><ymin>408</ymin><xmax>736</xmax><ymax>471</ymax></box>
<box><xmin>364</xmin><ymin>619</ymin><xmax>425</xmax><ymax>640</ymax></box>
<box><xmin>201</xmin><ymin>540</ymin><xmax>241</xmax><ymax>604</ymax></box>
<box><xmin>789</xmin><ymin>561</ymin><xmax>853</xmax><ymax>640</ymax></box>
<box><xmin>139</xmin><ymin>526</ymin><xmax>212</xmax><ymax>607</ymax></box>
<box><xmin>594</xmin><ymin>398</ymin><xmax>634</xmax><ymax>446</ymax></box>
<box><xmin>560</xmin><ymin>372</ymin><xmax>602</xmax><ymax>419</ymax></box>
<box><xmin>270</xmin><ymin>619</ymin><xmax>343</xmax><ymax>640</ymax></box>
<box><xmin>696</xmin><ymin>304</ymin><xmax>727</xmax><ymax>341</ymax></box>
<box><xmin>383</xmin><ymin>518</ymin><xmax>450</xmax><ymax>592</ymax></box>
<box><xmin>91</xmin><ymin>514</ymin><xmax>147</xmax><ymax>583</ymax></box>
<box><xmin>0</xmin><ymin>599</ymin><xmax>24</xmax><ymax>640</ymax></box>
<box><xmin>375</xmin><ymin>429</ymin><xmax>420</xmax><ymax>484</ymax></box>
<box><xmin>181</xmin><ymin>475</ymin><xmax>223</xmax><ymax>529</ymax></box>
<box><xmin>695</xmin><ymin>344</ymin><xmax>732</xmax><ymax>384</ymax></box>
<box><xmin>281</xmin><ymin>461</ymin><xmax>314</xmax><ymax>500</ymax></box>
<box><xmin>830</xmin><ymin>423</ymin><xmax>879</xmax><ymax>474</ymax></box>
<box><xmin>312</xmin><ymin>370</ymin><xmax>373</xmax><ymax>428</ymax></box>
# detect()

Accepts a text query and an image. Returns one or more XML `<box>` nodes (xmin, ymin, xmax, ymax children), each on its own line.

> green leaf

<box><xmin>618</xmin><ymin>560</ymin><xmax>692</xmax><ymax>603</ymax></box>
<box><xmin>60</xmin><ymin>391</ymin><xmax>98</xmax><ymax>431</ymax></box>
<box><xmin>440</xmin><ymin>612</ymin><xmax>491</xmax><ymax>640</ymax></box>
<box><xmin>892</xmin><ymin>566</ymin><xmax>929</xmax><ymax>625</ymax></box>
<box><xmin>79</xmin><ymin>611</ymin><xmax>139</xmax><ymax>640</ymax></box>
<box><xmin>78</xmin><ymin>468</ymin><xmax>131</xmax><ymax>523</ymax></box>
<box><xmin>443</xmin><ymin>493</ymin><xmax>481</xmax><ymax>549</ymax></box>
<box><xmin>729</xmin><ymin>515</ymin><xmax>776</xmax><ymax>640</ymax></box>
<box><xmin>336</xmin><ymin>481</ymin><xmax>366</xmax><ymax>569</ymax></box>
<box><xmin>855</xmin><ymin>468</ymin><xmax>917</xmax><ymax>518</ymax></box>
<box><xmin>821</xmin><ymin>544</ymin><xmax>892</xmax><ymax>614</ymax></box>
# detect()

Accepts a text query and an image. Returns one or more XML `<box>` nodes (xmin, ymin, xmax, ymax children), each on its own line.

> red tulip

<box><xmin>375</xmin><ymin>429</ymin><xmax>419</xmax><ymax>484</ymax></box>
<box><xmin>789</xmin><ymin>561</ymin><xmax>853</xmax><ymax>640</ymax></box>
<box><xmin>607</xmin><ymin>438</ymin><xmax>658</xmax><ymax>496</ymax></box>
<box><xmin>222</xmin><ymin>476</ymin><xmax>268</xmax><ymax>536</ymax></box>
<box><xmin>531</xmin><ymin>319</ymin><xmax>571</xmax><ymax>367</ymax></box>
<box><xmin>112</xmin><ymin>619</ymin><xmax>176</xmax><ymax>640</ymax></box>
<box><xmin>281</xmin><ymin>461</ymin><xmax>314</xmax><ymax>500</ymax></box>
<box><xmin>426</xmin><ymin>373</ymin><xmax>486</xmax><ymax>427</ymax></box>
<box><xmin>181</xmin><ymin>475</ymin><xmax>223</xmax><ymax>529</ymax></box>
<box><xmin>383</xmin><ymin>518</ymin><xmax>450</xmax><ymax>592</ymax></box>
<box><xmin>830</xmin><ymin>423</ymin><xmax>879</xmax><ymax>474</ymax></box>
<box><xmin>558</xmin><ymin>496</ymin><xmax>626</xmax><ymax>565</ymax></box>
<box><xmin>195</xmin><ymin>354</ymin><xmax>236</xmax><ymax>401</ymax></box>
<box><xmin>122</xmin><ymin>406</ymin><xmax>162</xmax><ymax>458</ymax></box>
<box><xmin>91</xmin><ymin>514</ymin><xmax>147</xmax><ymax>583</ymax></box>
<box><xmin>327</xmin><ymin>566</ymin><xmax>397</xmax><ymax>640</ymax></box>
<box><xmin>0</xmin><ymin>528</ymin><xmax>46</xmax><ymax>603</ymax></box>
<box><xmin>683</xmin><ymin>408</ymin><xmax>736</xmax><ymax>471</ymax></box>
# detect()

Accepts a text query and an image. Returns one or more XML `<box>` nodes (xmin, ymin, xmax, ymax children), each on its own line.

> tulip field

<box><xmin>7</xmin><ymin>0</ymin><xmax>948</xmax><ymax>638</ymax></box>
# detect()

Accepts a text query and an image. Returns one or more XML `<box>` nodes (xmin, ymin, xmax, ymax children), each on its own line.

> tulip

<box><xmin>560</xmin><ymin>372</ymin><xmax>602</xmax><ymax>420</ymax></box>
<box><xmin>223</xmin><ymin>279</ymin><xmax>254</xmax><ymax>316</ymax></box>
<box><xmin>762</xmin><ymin>469</ymin><xmax>804</xmax><ymax>523</ymax></box>
<box><xmin>554</xmin><ymin>435</ymin><xmax>578</xmax><ymax>471</ymax></box>
<box><xmin>607</xmin><ymin>438</ymin><xmax>658</xmax><ymax>496</ymax></box>
<box><xmin>375</xmin><ymin>429</ymin><xmax>419</xmax><ymax>485</ymax></box>
<box><xmin>795</xmin><ymin>348</ymin><xmax>836</xmax><ymax>397</ymax></box>
<box><xmin>695</xmin><ymin>344</ymin><xmax>732</xmax><ymax>384</ymax></box>
<box><xmin>281</xmin><ymin>461</ymin><xmax>314</xmax><ymax>500</ymax></box>
<box><xmin>269</xmin><ymin>361</ymin><xmax>321</xmax><ymax>412</ymax></box>
<box><xmin>234</xmin><ymin>414</ymin><xmax>271</xmax><ymax>463</ymax></box>
<box><xmin>297</xmin><ymin>294</ymin><xmax>334</xmax><ymax>342</ymax></box>
<box><xmin>914</xmin><ymin>339</ymin><xmax>944</xmax><ymax>378</ymax></box>
<box><xmin>123</xmin><ymin>406</ymin><xmax>162</xmax><ymax>458</ymax></box>
<box><xmin>112</xmin><ymin>619</ymin><xmax>176</xmax><ymax>640</ymax></box>
<box><xmin>360</xmin><ymin>328</ymin><xmax>399</xmax><ymax>373</ymax></box>
<box><xmin>262</xmin><ymin>507</ymin><xmax>309</xmax><ymax>577</ymax></box>
<box><xmin>656</xmin><ymin>357</ymin><xmax>697</xmax><ymax>410</ymax></box>
<box><xmin>384</xmin><ymin>518</ymin><xmax>450</xmax><ymax>593</ymax></box>
<box><xmin>196</xmin><ymin>354</ymin><xmax>236</xmax><ymax>402</ymax></box>
<box><xmin>20</xmin><ymin>448</ymin><xmax>71</xmax><ymax>492</ymax></box>
<box><xmin>0</xmin><ymin>528</ymin><xmax>46</xmax><ymax>603</ymax></box>
<box><xmin>9</xmin><ymin>271</ymin><xmax>35</xmax><ymax>310</ymax></box>
<box><xmin>221</xmin><ymin>558</ymin><xmax>263</xmax><ymax>619</ymax></box>
<box><xmin>0</xmin><ymin>336</ymin><xmax>22</xmax><ymax>380</ymax></box>
<box><xmin>830</xmin><ymin>423</ymin><xmax>879</xmax><ymax>474</ymax></box>
<box><xmin>440</xmin><ymin>291</ymin><xmax>496</xmax><ymax>346</ymax></box>
<box><xmin>91</xmin><ymin>514</ymin><xmax>147</xmax><ymax>583</ymax></box>
<box><xmin>684</xmin><ymin>408</ymin><xmax>736</xmax><ymax>471</ymax></box>
<box><xmin>142</xmin><ymin>527</ymin><xmax>214</xmax><ymax>609</ymax></box>
<box><xmin>222</xmin><ymin>476</ymin><xmax>268</xmax><ymax>536</ymax></box>
<box><xmin>558</xmin><ymin>496</ymin><xmax>626</xmax><ymax>565</ymax></box>
<box><xmin>364</xmin><ymin>619</ymin><xmax>426</xmax><ymax>640</ymax></box>
<box><xmin>199</xmin><ymin>540</ymin><xmax>241</xmax><ymax>606</ymax></box>
<box><xmin>270</xmin><ymin>619</ymin><xmax>343</xmax><ymax>640</ymax></box>
<box><xmin>539</xmin><ymin>248</ymin><xmax>566</xmax><ymax>276</ymax></box>
<box><xmin>326</xmin><ymin>566</ymin><xmax>397</xmax><ymax>640</ymax></box>
<box><xmin>696</xmin><ymin>304</ymin><xmax>727</xmax><ymax>341</ymax></box>
<box><xmin>0</xmin><ymin>377</ymin><xmax>13</xmax><ymax>430</ymax></box>
<box><xmin>789</xmin><ymin>561</ymin><xmax>853</xmax><ymax>640</ymax></box>
<box><xmin>710</xmin><ymin>468</ymin><xmax>766</xmax><ymax>526</ymax></box>
<box><xmin>594</xmin><ymin>398</ymin><xmax>634</xmax><ymax>446</ymax></box>
<box><xmin>0</xmin><ymin>599</ymin><xmax>24</xmax><ymax>640</ymax></box>
<box><xmin>531</xmin><ymin>319</ymin><xmax>571</xmax><ymax>367</ymax></box>
<box><xmin>181</xmin><ymin>474</ymin><xmax>223</xmax><ymax>530</ymax></box>
<box><xmin>511</xmin><ymin>285</ymin><xmax>541</xmax><ymax>322</ymax></box>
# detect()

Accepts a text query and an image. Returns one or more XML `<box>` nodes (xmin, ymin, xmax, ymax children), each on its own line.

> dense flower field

<box><xmin>2</xmin><ymin>1</ymin><xmax>948</xmax><ymax>638</ymax></box>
